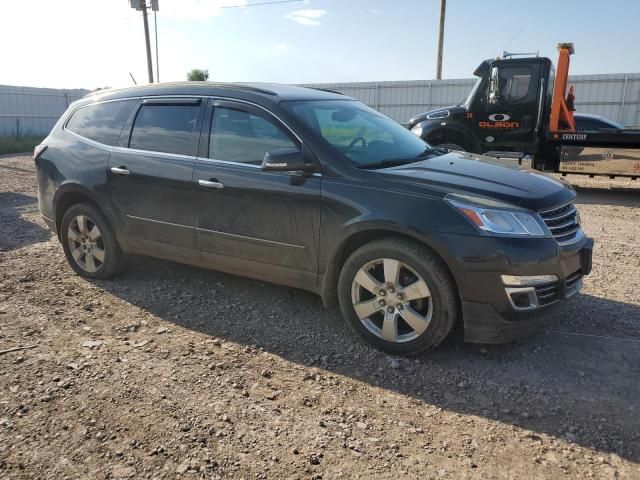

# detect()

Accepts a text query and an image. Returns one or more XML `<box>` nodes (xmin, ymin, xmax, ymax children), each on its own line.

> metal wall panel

<box><xmin>304</xmin><ymin>73</ymin><xmax>640</xmax><ymax>127</ymax></box>
<box><xmin>1</xmin><ymin>74</ymin><xmax>639</xmax><ymax>138</ymax></box>
<box><xmin>0</xmin><ymin>84</ymin><xmax>89</xmax><ymax>137</ymax></box>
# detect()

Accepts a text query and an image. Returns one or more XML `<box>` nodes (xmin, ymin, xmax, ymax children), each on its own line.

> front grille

<box><xmin>539</xmin><ymin>203</ymin><xmax>581</xmax><ymax>244</ymax></box>
<box><xmin>534</xmin><ymin>281</ymin><xmax>559</xmax><ymax>306</ymax></box>
<box><xmin>565</xmin><ymin>269</ymin><xmax>583</xmax><ymax>294</ymax></box>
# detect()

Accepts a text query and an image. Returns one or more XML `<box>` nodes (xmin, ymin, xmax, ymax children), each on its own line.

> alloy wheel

<box><xmin>351</xmin><ymin>258</ymin><xmax>433</xmax><ymax>343</ymax></box>
<box><xmin>67</xmin><ymin>215</ymin><xmax>105</xmax><ymax>273</ymax></box>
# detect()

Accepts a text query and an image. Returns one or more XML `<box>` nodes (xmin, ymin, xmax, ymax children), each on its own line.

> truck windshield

<box><xmin>282</xmin><ymin>99</ymin><xmax>431</xmax><ymax>168</ymax></box>
<box><xmin>462</xmin><ymin>77</ymin><xmax>482</xmax><ymax>107</ymax></box>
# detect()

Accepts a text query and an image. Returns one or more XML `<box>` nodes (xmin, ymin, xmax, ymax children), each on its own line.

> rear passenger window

<box><xmin>129</xmin><ymin>104</ymin><xmax>200</xmax><ymax>156</ymax></box>
<box><xmin>210</xmin><ymin>106</ymin><xmax>297</xmax><ymax>164</ymax></box>
<box><xmin>66</xmin><ymin>100</ymin><xmax>135</xmax><ymax>146</ymax></box>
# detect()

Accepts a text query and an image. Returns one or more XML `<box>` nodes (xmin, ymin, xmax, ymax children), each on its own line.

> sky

<box><xmin>3</xmin><ymin>0</ymin><xmax>640</xmax><ymax>90</ymax></box>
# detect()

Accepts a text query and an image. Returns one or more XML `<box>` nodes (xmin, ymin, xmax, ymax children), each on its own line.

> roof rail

<box><xmin>308</xmin><ymin>87</ymin><xmax>344</xmax><ymax>95</ymax></box>
<box><xmin>209</xmin><ymin>83</ymin><xmax>278</xmax><ymax>96</ymax></box>
<box><xmin>84</xmin><ymin>82</ymin><xmax>278</xmax><ymax>99</ymax></box>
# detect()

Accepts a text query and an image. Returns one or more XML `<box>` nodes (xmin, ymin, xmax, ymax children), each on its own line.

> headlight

<box><xmin>445</xmin><ymin>194</ymin><xmax>550</xmax><ymax>237</ymax></box>
<box><xmin>410</xmin><ymin>124</ymin><xmax>424</xmax><ymax>137</ymax></box>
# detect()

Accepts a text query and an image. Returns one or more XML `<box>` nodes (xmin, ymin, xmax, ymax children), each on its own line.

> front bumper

<box><xmin>431</xmin><ymin>232</ymin><xmax>594</xmax><ymax>344</ymax></box>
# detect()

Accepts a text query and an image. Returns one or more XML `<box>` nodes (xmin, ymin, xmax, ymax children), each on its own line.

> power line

<box><xmin>221</xmin><ymin>0</ymin><xmax>303</xmax><ymax>9</ymax></box>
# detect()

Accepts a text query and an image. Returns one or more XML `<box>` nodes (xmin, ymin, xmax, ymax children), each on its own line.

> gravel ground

<box><xmin>0</xmin><ymin>154</ymin><xmax>639</xmax><ymax>479</ymax></box>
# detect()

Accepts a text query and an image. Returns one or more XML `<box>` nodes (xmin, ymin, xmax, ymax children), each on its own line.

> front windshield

<box><xmin>282</xmin><ymin>100</ymin><xmax>431</xmax><ymax>167</ymax></box>
<box><xmin>462</xmin><ymin>76</ymin><xmax>482</xmax><ymax>107</ymax></box>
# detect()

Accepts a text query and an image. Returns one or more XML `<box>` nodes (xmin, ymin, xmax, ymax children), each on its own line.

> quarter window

<box><xmin>66</xmin><ymin>100</ymin><xmax>135</xmax><ymax>146</ymax></box>
<box><xmin>209</xmin><ymin>106</ymin><xmax>297</xmax><ymax>165</ymax></box>
<box><xmin>129</xmin><ymin>104</ymin><xmax>200</xmax><ymax>156</ymax></box>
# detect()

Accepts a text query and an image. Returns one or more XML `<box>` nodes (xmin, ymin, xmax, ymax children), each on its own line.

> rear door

<box><xmin>192</xmin><ymin>99</ymin><xmax>321</xmax><ymax>284</ymax></box>
<box><xmin>107</xmin><ymin>97</ymin><xmax>205</xmax><ymax>256</ymax></box>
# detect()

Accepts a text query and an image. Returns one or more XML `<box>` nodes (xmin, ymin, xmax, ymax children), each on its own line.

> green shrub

<box><xmin>0</xmin><ymin>136</ymin><xmax>44</xmax><ymax>155</ymax></box>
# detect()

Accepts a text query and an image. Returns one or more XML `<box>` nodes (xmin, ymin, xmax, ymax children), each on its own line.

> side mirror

<box><xmin>488</xmin><ymin>65</ymin><xmax>501</xmax><ymax>105</ymax></box>
<box><xmin>261</xmin><ymin>147</ymin><xmax>310</xmax><ymax>172</ymax></box>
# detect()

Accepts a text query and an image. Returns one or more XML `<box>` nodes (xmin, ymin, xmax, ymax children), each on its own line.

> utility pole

<box><xmin>436</xmin><ymin>0</ymin><xmax>446</xmax><ymax>80</ymax></box>
<box><xmin>141</xmin><ymin>1</ymin><xmax>154</xmax><ymax>83</ymax></box>
<box><xmin>154</xmin><ymin>10</ymin><xmax>160</xmax><ymax>82</ymax></box>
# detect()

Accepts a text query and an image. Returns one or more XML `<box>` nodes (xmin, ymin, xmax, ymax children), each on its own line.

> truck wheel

<box><xmin>338</xmin><ymin>238</ymin><xmax>459</xmax><ymax>355</ymax></box>
<box><xmin>60</xmin><ymin>203</ymin><xmax>125</xmax><ymax>279</ymax></box>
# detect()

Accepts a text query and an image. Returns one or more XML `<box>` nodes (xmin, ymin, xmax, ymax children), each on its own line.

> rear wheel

<box><xmin>60</xmin><ymin>203</ymin><xmax>125</xmax><ymax>279</ymax></box>
<box><xmin>338</xmin><ymin>238</ymin><xmax>459</xmax><ymax>355</ymax></box>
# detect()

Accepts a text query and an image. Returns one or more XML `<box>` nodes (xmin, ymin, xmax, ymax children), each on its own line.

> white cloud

<box><xmin>285</xmin><ymin>9</ymin><xmax>327</xmax><ymax>26</ymax></box>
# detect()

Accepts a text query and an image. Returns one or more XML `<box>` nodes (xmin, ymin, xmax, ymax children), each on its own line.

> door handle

<box><xmin>198</xmin><ymin>179</ymin><xmax>224</xmax><ymax>189</ymax></box>
<box><xmin>110</xmin><ymin>166</ymin><xmax>130</xmax><ymax>175</ymax></box>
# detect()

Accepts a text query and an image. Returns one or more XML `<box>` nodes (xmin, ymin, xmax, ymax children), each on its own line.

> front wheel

<box><xmin>338</xmin><ymin>238</ymin><xmax>459</xmax><ymax>355</ymax></box>
<box><xmin>439</xmin><ymin>143</ymin><xmax>467</xmax><ymax>152</ymax></box>
<box><xmin>60</xmin><ymin>203</ymin><xmax>125</xmax><ymax>279</ymax></box>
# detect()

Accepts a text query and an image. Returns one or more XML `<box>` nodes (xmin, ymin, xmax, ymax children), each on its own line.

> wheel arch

<box><xmin>320</xmin><ymin>226</ymin><xmax>460</xmax><ymax>311</ymax></box>
<box><xmin>53</xmin><ymin>183</ymin><xmax>116</xmax><ymax>241</ymax></box>
<box><xmin>418</xmin><ymin>122</ymin><xmax>482</xmax><ymax>154</ymax></box>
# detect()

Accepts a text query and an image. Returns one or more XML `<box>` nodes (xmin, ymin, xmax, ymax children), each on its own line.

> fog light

<box><xmin>501</xmin><ymin>275</ymin><xmax>558</xmax><ymax>286</ymax></box>
<box><xmin>510</xmin><ymin>291</ymin><xmax>534</xmax><ymax>309</ymax></box>
<box><xmin>504</xmin><ymin>287</ymin><xmax>538</xmax><ymax>310</ymax></box>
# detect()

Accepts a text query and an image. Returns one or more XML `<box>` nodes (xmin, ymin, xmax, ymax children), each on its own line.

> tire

<box><xmin>439</xmin><ymin>142</ymin><xmax>467</xmax><ymax>152</ymax></box>
<box><xmin>60</xmin><ymin>203</ymin><xmax>125</xmax><ymax>279</ymax></box>
<box><xmin>338</xmin><ymin>238</ymin><xmax>459</xmax><ymax>355</ymax></box>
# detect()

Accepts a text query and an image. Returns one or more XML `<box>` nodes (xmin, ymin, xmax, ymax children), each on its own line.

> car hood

<box><xmin>378</xmin><ymin>151</ymin><xmax>575</xmax><ymax>211</ymax></box>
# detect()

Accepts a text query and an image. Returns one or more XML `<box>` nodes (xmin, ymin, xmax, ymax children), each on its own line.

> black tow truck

<box><xmin>407</xmin><ymin>43</ymin><xmax>640</xmax><ymax>179</ymax></box>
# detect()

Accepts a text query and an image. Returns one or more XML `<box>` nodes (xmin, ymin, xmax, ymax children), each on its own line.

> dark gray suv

<box><xmin>35</xmin><ymin>82</ymin><xmax>593</xmax><ymax>355</ymax></box>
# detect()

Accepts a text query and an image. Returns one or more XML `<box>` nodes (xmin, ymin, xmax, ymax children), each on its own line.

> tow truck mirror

<box><xmin>488</xmin><ymin>66</ymin><xmax>501</xmax><ymax>105</ymax></box>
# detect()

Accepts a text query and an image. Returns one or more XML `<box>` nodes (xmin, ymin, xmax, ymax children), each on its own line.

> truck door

<box><xmin>475</xmin><ymin>63</ymin><xmax>541</xmax><ymax>152</ymax></box>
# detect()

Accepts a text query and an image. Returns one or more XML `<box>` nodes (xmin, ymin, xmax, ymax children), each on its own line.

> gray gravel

<box><xmin>0</xmin><ymin>154</ymin><xmax>639</xmax><ymax>479</ymax></box>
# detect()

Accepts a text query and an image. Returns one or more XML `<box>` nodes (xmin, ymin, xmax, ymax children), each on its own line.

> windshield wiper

<box><xmin>357</xmin><ymin>158</ymin><xmax>416</xmax><ymax>170</ymax></box>
<box><xmin>357</xmin><ymin>148</ymin><xmax>437</xmax><ymax>170</ymax></box>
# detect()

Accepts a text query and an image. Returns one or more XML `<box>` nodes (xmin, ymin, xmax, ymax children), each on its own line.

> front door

<box><xmin>193</xmin><ymin>99</ymin><xmax>321</xmax><ymax>286</ymax></box>
<box><xmin>107</xmin><ymin>97</ymin><xmax>205</xmax><ymax>256</ymax></box>
<box><xmin>474</xmin><ymin>64</ymin><xmax>540</xmax><ymax>152</ymax></box>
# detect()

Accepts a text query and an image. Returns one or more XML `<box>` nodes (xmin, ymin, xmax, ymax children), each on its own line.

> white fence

<box><xmin>305</xmin><ymin>73</ymin><xmax>640</xmax><ymax>127</ymax></box>
<box><xmin>1</xmin><ymin>73</ymin><xmax>639</xmax><ymax>137</ymax></box>
<box><xmin>0</xmin><ymin>85</ymin><xmax>89</xmax><ymax>137</ymax></box>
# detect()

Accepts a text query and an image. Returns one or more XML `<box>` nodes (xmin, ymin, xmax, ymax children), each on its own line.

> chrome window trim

<box><xmin>196</xmin><ymin>226</ymin><xmax>306</xmax><ymax>249</ymax></box>
<box><xmin>63</xmin><ymin>93</ymin><xmax>322</xmax><ymax>176</ymax></box>
<box><xmin>63</xmin><ymin>96</ymin><xmax>143</xmax><ymax>131</ymax></box>
<box><xmin>63</xmin><ymin>95</ymin><xmax>208</xmax><ymax>151</ymax></box>
<box><xmin>197</xmin><ymin>157</ymin><xmax>261</xmax><ymax>169</ymax></box>
<box><xmin>209</xmin><ymin>95</ymin><xmax>303</xmax><ymax>144</ymax></box>
<box><xmin>65</xmin><ymin>128</ymin><xmax>114</xmax><ymax>152</ymax></box>
<box><xmin>63</xmin><ymin>97</ymin><xmax>140</xmax><ymax>146</ymax></box>
<box><xmin>194</xmin><ymin>157</ymin><xmax>322</xmax><ymax>177</ymax></box>
<box><xmin>113</xmin><ymin>145</ymin><xmax>197</xmax><ymax>162</ymax></box>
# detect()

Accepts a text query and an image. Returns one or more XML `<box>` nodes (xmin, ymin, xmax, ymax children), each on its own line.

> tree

<box><xmin>187</xmin><ymin>69</ymin><xmax>209</xmax><ymax>81</ymax></box>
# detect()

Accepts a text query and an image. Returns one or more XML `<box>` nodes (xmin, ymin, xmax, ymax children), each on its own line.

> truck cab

<box><xmin>408</xmin><ymin>44</ymin><xmax>640</xmax><ymax>179</ymax></box>
<box><xmin>408</xmin><ymin>56</ymin><xmax>554</xmax><ymax>155</ymax></box>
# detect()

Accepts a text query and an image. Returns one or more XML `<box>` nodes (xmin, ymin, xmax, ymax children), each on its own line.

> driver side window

<box><xmin>498</xmin><ymin>67</ymin><xmax>532</xmax><ymax>103</ymax></box>
<box><xmin>209</xmin><ymin>106</ymin><xmax>297</xmax><ymax>165</ymax></box>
